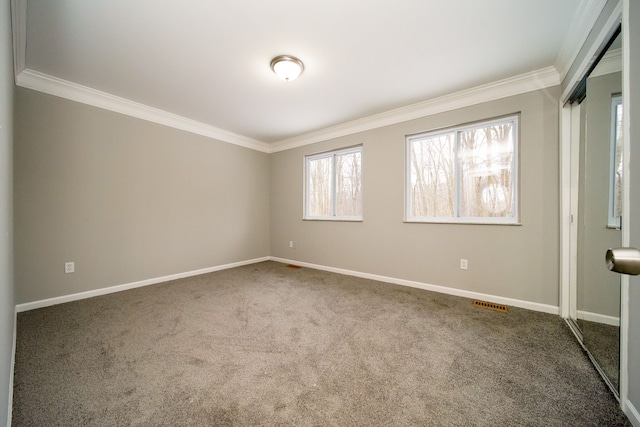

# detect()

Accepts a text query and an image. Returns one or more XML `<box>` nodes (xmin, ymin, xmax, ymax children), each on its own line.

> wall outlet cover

<box><xmin>65</xmin><ymin>262</ymin><xmax>75</xmax><ymax>273</ymax></box>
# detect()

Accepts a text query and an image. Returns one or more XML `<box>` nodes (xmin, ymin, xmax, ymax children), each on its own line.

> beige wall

<box><xmin>13</xmin><ymin>84</ymin><xmax>562</xmax><ymax>308</ymax></box>
<box><xmin>0</xmin><ymin>0</ymin><xmax>14</xmax><ymax>422</ymax></box>
<box><xmin>271</xmin><ymin>87</ymin><xmax>560</xmax><ymax>307</ymax></box>
<box><xmin>14</xmin><ymin>88</ymin><xmax>270</xmax><ymax>304</ymax></box>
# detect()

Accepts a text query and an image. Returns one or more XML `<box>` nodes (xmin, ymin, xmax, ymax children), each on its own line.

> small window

<box><xmin>406</xmin><ymin>115</ymin><xmax>519</xmax><ymax>224</ymax></box>
<box><xmin>608</xmin><ymin>95</ymin><xmax>623</xmax><ymax>228</ymax></box>
<box><xmin>305</xmin><ymin>146</ymin><xmax>362</xmax><ymax>220</ymax></box>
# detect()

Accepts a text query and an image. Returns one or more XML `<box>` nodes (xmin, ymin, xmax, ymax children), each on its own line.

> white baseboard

<box><xmin>16</xmin><ymin>255</ymin><xmax>558</xmax><ymax>315</ymax></box>
<box><xmin>625</xmin><ymin>399</ymin><xmax>640</xmax><ymax>427</ymax></box>
<box><xmin>270</xmin><ymin>257</ymin><xmax>559</xmax><ymax>315</ymax></box>
<box><xmin>577</xmin><ymin>310</ymin><xmax>620</xmax><ymax>327</ymax></box>
<box><xmin>15</xmin><ymin>257</ymin><xmax>270</xmax><ymax>313</ymax></box>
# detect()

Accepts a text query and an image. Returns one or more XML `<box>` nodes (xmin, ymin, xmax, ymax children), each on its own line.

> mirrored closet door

<box><xmin>570</xmin><ymin>29</ymin><xmax>622</xmax><ymax>394</ymax></box>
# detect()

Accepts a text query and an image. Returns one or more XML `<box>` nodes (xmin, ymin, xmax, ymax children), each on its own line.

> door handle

<box><xmin>606</xmin><ymin>247</ymin><xmax>640</xmax><ymax>275</ymax></box>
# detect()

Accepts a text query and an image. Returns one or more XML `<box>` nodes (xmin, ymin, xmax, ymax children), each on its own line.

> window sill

<box><xmin>404</xmin><ymin>219</ymin><xmax>521</xmax><ymax>226</ymax></box>
<box><xmin>303</xmin><ymin>218</ymin><xmax>363</xmax><ymax>222</ymax></box>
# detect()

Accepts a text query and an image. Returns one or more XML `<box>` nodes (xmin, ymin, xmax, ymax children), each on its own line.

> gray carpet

<box><xmin>581</xmin><ymin>319</ymin><xmax>620</xmax><ymax>392</ymax></box>
<box><xmin>13</xmin><ymin>261</ymin><xmax>630</xmax><ymax>426</ymax></box>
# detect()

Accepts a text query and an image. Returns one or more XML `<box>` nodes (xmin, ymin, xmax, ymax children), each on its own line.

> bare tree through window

<box><xmin>609</xmin><ymin>96</ymin><xmax>623</xmax><ymax>227</ymax></box>
<box><xmin>308</xmin><ymin>156</ymin><xmax>332</xmax><ymax>217</ymax></box>
<box><xmin>459</xmin><ymin>122</ymin><xmax>514</xmax><ymax>218</ymax></box>
<box><xmin>306</xmin><ymin>147</ymin><xmax>362</xmax><ymax>219</ymax></box>
<box><xmin>407</xmin><ymin>116</ymin><xmax>518</xmax><ymax>223</ymax></box>
<box><xmin>335</xmin><ymin>151</ymin><xmax>362</xmax><ymax>217</ymax></box>
<box><xmin>409</xmin><ymin>133</ymin><xmax>455</xmax><ymax>217</ymax></box>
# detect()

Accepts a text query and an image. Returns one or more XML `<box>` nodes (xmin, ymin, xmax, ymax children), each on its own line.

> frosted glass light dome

<box><xmin>270</xmin><ymin>55</ymin><xmax>304</xmax><ymax>82</ymax></box>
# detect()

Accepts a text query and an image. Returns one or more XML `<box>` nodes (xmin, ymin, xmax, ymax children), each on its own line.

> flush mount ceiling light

<box><xmin>270</xmin><ymin>55</ymin><xmax>304</xmax><ymax>82</ymax></box>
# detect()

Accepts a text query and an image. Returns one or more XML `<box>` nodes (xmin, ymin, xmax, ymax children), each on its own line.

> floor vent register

<box><xmin>473</xmin><ymin>300</ymin><xmax>509</xmax><ymax>313</ymax></box>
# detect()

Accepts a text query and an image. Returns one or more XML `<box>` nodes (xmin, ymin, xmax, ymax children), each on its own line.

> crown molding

<box><xmin>17</xmin><ymin>66</ymin><xmax>560</xmax><ymax>155</ymax></box>
<box><xmin>269</xmin><ymin>66</ymin><xmax>560</xmax><ymax>153</ymax></box>
<box><xmin>555</xmin><ymin>0</ymin><xmax>608</xmax><ymax>81</ymax></box>
<box><xmin>16</xmin><ymin>69</ymin><xmax>270</xmax><ymax>153</ymax></box>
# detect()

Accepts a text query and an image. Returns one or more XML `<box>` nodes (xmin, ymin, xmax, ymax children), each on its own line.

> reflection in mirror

<box><xmin>576</xmin><ymin>31</ymin><xmax>622</xmax><ymax>393</ymax></box>
<box><xmin>609</xmin><ymin>95</ymin><xmax>623</xmax><ymax>228</ymax></box>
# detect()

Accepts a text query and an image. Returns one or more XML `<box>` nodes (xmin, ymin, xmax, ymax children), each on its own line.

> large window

<box><xmin>608</xmin><ymin>95</ymin><xmax>623</xmax><ymax>228</ymax></box>
<box><xmin>305</xmin><ymin>146</ymin><xmax>362</xmax><ymax>220</ymax></box>
<box><xmin>406</xmin><ymin>115</ymin><xmax>519</xmax><ymax>224</ymax></box>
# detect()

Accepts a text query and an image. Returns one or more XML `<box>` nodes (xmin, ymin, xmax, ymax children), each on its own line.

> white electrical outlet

<box><xmin>460</xmin><ymin>259</ymin><xmax>468</xmax><ymax>270</ymax></box>
<box><xmin>289</xmin><ymin>241</ymin><xmax>294</xmax><ymax>248</ymax></box>
<box><xmin>65</xmin><ymin>262</ymin><xmax>75</xmax><ymax>274</ymax></box>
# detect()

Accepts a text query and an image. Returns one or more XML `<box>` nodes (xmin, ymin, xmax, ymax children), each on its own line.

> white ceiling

<box><xmin>20</xmin><ymin>0</ymin><xmax>591</xmax><ymax>146</ymax></box>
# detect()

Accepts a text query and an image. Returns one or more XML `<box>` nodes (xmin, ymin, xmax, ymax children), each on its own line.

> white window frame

<box><xmin>304</xmin><ymin>146</ymin><xmax>363</xmax><ymax>221</ymax></box>
<box><xmin>405</xmin><ymin>115</ymin><xmax>519</xmax><ymax>225</ymax></box>
<box><xmin>608</xmin><ymin>95</ymin><xmax>623</xmax><ymax>228</ymax></box>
